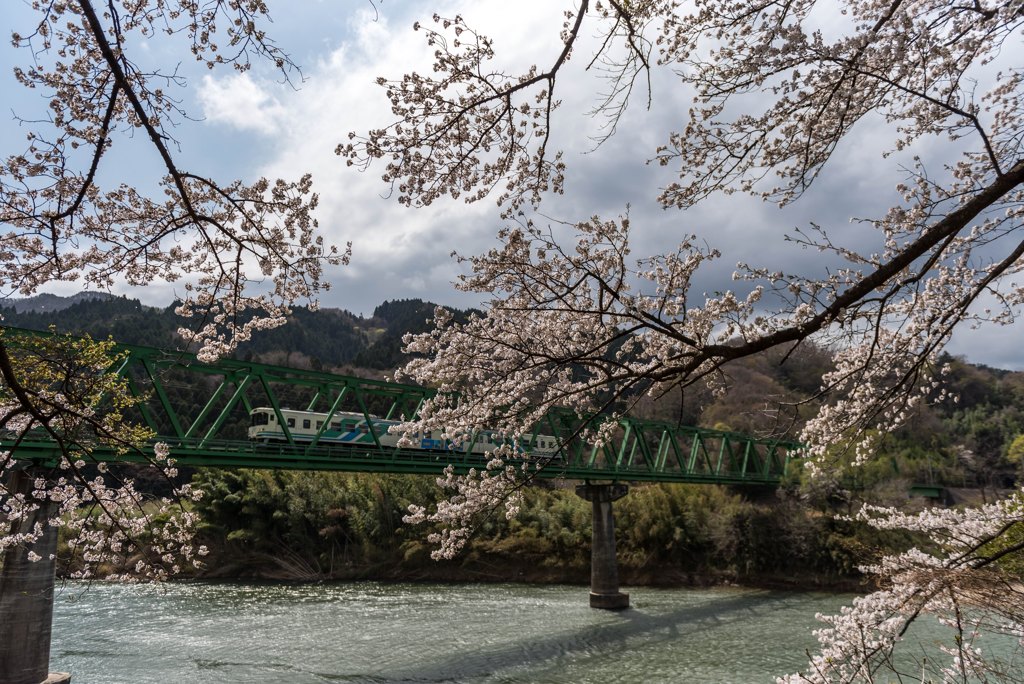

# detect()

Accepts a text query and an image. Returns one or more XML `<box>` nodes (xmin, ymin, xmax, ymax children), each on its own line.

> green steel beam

<box><xmin>141</xmin><ymin>357</ymin><xmax>186</xmax><ymax>438</ymax></box>
<box><xmin>200</xmin><ymin>375</ymin><xmax>252</xmax><ymax>448</ymax></box>
<box><xmin>4</xmin><ymin>436</ymin><xmax>796</xmax><ymax>484</ymax></box>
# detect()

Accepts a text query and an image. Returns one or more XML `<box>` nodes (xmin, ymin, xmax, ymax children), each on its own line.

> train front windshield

<box><xmin>251</xmin><ymin>412</ymin><xmax>270</xmax><ymax>426</ymax></box>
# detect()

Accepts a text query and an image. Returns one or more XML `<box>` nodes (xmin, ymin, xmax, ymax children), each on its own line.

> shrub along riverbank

<box><xmin>184</xmin><ymin>469</ymin><xmax>921</xmax><ymax>591</ymax></box>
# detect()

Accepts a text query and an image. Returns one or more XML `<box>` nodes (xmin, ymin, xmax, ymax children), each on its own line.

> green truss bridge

<box><xmin>1</xmin><ymin>325</ymin><xmax>801</xmax><ymax>485</ymax></box>
<box><xmin>0</xmin><ymin>323</ymin><xmax>805</xmax><ymax>677</ymax></box>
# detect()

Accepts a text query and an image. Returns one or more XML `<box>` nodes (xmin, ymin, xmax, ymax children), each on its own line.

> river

<box><xmin>49</xmin><ymin>581</ymin><xmax>852</xmax><ymax>683</ymax></box>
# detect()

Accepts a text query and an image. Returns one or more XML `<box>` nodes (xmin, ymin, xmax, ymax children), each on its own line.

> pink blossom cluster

<box><xmin>403</xmin><ymin>451</ymin><xmax>525</xmax><ymax>560</ymax></box>
<box><xmin>2</xmin><ymin>1</ymin><xmax>343</xmax><ymax>582</ymax></box>
<box><xmin>1</xmin><ymin>441</ymin><xmax>207</xmax><ymax>580</ymax></box>
<box><xmin>781</xmin><ymin>492</ymin><xmax>1024</xmax><ymax>682</ymax></box>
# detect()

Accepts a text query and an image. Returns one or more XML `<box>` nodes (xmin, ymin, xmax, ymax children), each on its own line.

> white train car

<box><xmin>248</xmin><ymin>407</ymin><xmax>560</xmax><ymax>457</ymax></box>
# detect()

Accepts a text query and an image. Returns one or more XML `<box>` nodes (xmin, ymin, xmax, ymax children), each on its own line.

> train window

<box><xmin>331</xmin><ymin>422</ymin><xmax>341</xmax><ymax>430</ymax></box>
<box><xmin>303</xmin><ymin>419</ymin><xmax>311</xmax><ymax>429</ymax></box>
<box><xmin>316</xmin><ymin>421</ymin><xmax>324</xmax><ymax>430</ymax></box>
<box><xmin>359</xmin><ymin>425</ymin><xmax>368</xmax><ymax>434</ymax></box>
<box><xmin>269</xmin><ymin>415</ymin><xmax>276</xmax><ymax>423</ymax></box>
<box><xmin>287</xmin><ymin>418</ymin><xmax>295</xmax><ymax>428</ymax></box>
<box><xmin>251</xmin><ymin>413</ymin><xmax>269</xmax><ymax>426</ymax></box>
<box><xmin>425</xmin><ymin>431</ymin><xmax>432</xmax><ymax>439</ymax></box>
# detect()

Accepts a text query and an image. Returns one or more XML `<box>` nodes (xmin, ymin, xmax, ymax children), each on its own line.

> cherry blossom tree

<box><xmin>1</xmin><ymin>0</ymin><xmax>345</xmax><ymax>580</ymax></box>
<box><xmin>345</xmin><ymin>1</ymin><xmax>1024</xmax><ymax>680</ymax></box>
<box><xmin>0</xmin><ymin>329</ymin><xmax>204</xmax><ymax>580</ymax></box>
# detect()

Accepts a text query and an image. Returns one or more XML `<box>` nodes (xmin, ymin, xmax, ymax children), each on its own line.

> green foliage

<box><xmin>0</xmin><ymin>295</ymin><xmax>474</xmax><ymax>372</ymax></box>
<box><xmin>0</xmin><ymin>327</ymin><xmax>154</xmax><ymax>451</ymax></box>
<box><xmin>0</xmin><ymin>297</ymin><xmax>179</xmax><ymax>351</ymax></box>
<box><xmin>1005</xmin><ymin>434</ymin><xmax>1024</xmax><ymax>465</ymax></box>
<box><xmin>0</xmin><ymin>294</ymin><xmax>491</xmax><ymax>373</ymax></box>
<box><xmin>12</xmin><ymin>295</ymin><xmax>1024</xmax><ymax>585</ymax></box>
<box><xmin>192</xmin><ymin>469</ymin><xmax>443</xmax><ymax>577</ymax></box>
<box><xmin>355</xmin><ymin>299</ymin><xmax>479</xmax><ymax>370</ymax></box>
<box><xmin>191</xmin><ymin>473</ymin><xmax>903</xmax><ymax>586</ymax></box>
<box><xmin>613</xmin><ymin>485</ymin><xmax>874</xmax><ymax>580</ymax></box>
<box><xmin>976</xmin><ymin>519</ymin><xmax>1024</xmax><ymax>578</ymax></box>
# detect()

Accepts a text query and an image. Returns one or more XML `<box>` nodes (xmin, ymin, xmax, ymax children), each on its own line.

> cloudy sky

<box><xmin>1</xmin><ymin>1</ymin><xmax>1021</xmax><ymax>369</ymax></box>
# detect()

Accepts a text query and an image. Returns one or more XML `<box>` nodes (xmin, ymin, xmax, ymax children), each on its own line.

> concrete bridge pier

<box><xmin>0</xmin><ymin>467</ymin><xmax>70</xmax><ymax>684</ymax></box>
<box><xmin>576</xmin><ymin>482</ymin><xmax>629</xmax><ymax>610</ymax></box>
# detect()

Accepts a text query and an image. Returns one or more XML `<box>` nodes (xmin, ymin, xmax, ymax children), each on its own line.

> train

<box><xmin>247</xmin><ymin>407</ymin><xmax>560</xmax><ymax>457</ymax></box>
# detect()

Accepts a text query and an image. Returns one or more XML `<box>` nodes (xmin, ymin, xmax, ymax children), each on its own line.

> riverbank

<box><xmin>189</xmin><ymin>549</ymin><xmax>867</xmax><ymax>594</ymax></box>
<box><xmin>179</xmin><ymin>472</ymin><xmax>883</xmax><ymax>594</ymax></box>
<box><xmin>52</xmin><ymin>474</ymin><xmax>892</xmax><ymax>591</ymax></box>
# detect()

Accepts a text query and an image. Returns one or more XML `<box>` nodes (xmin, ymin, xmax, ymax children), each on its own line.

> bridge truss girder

<box><xmin>1</xmin><ymin>326</ymin><xmax>801</xmax><ymax>485</ymax></box>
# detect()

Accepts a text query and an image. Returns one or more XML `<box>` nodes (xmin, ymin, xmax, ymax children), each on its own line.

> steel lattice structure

<box><xmin>0</xmin><ymin>326</ymin><xmax>801</xmax><ymax>484</ymax></box>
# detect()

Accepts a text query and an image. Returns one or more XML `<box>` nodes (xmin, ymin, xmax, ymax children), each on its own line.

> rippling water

<box><xmin>51</xmin><ymin>581</ymin><xmax>851</xmax><ymax>683</ymax></box>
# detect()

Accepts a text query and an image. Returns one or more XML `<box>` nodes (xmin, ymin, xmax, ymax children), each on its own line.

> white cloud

<box><xmin>240</xmin><ymin>2</ymin><xmax>571</xmax><ymax>314</ymax></box>
<box><xmin>197</xmin><ymin>73</ymin><xmax>288</xmax><ymax>135</ymax></box>
<box><xmin>3</xmin><ymin>1</ymin><xmax>1018</xmax><ymax>368</ymax></box>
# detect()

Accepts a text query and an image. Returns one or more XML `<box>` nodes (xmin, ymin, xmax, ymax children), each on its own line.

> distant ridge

<box><xmin>3</xmin><ymin>292</ymin><xmax>117</xmax><ymax>314</ymax></box>
<box><xmin>0</xmin><ymin>293</ymin><xmax>461</xmax><ymax>372</ymax></box>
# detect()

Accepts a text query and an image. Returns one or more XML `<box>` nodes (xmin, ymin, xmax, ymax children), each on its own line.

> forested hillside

<box><xmin>0</xmin><ymin>295</ymin><xmax>450</xmax><ymax>369</ymax></box>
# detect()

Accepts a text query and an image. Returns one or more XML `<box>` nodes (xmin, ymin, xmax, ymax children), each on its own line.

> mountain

<box><xmin>3</xmin><ymin>291</ymin><xmax>117</xmax><ymax>314</ymax></box>
<box><xmin>0</xmin><ymin>294</ymin><xmax>460</xmax><ymax>371</ymax></box>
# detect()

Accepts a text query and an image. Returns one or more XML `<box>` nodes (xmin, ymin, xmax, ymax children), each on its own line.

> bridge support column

<box><xmin>576</xmin><ymin>483</ymin><xmax>629</xmax><ymax>610</ymax></box>
<box><xmin>0</xmin><ymin>467</ymin><xmax>70</xmax><ymax>684</ymax></box>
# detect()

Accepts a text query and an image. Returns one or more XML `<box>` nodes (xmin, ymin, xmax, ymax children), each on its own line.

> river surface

<box><xmin>50</xmin><ymin>581</ymin><xmax>852</xmax><ymax>683</ymax></box>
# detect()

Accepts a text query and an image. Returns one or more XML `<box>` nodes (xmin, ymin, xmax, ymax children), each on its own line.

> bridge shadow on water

<box><xmin>305</xmin><ymin>590</ymin><xmax>809</xmax><ymax>683</ymax></box>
